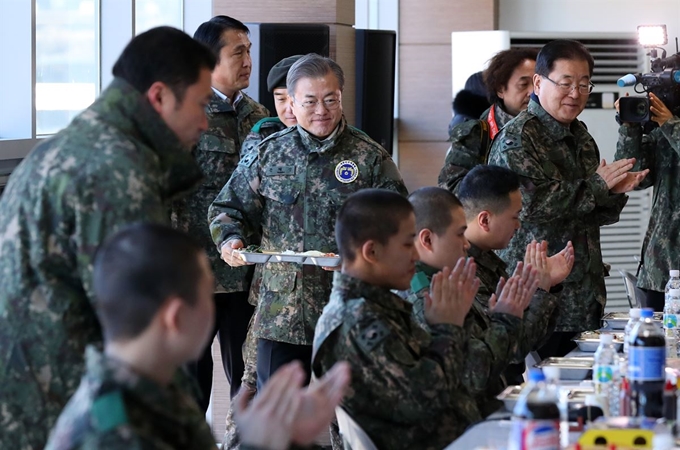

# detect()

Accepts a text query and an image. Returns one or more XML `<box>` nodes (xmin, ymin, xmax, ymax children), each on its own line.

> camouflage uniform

<box><xmin>438</xmin><ymin>104</ymin><xmax>514</xmax><ymax>193</ymax></box>
<box><xmin>615</xmin><ymin>118</ymin><xmax>680</xmax><ymax>291</ymax></box>
<box><xmin>171</xmin><ymin>91</ymin><xmax>269</xmax><ymax>292</ymax></box>
<box><xmin>45</xmin><ymin>346</ymin><xmax>217</xmax><ymax>450</ymax></box>
<box><xmin>222</xmin><ymin>116</ymin><xmax>289</xmax><ymax>450</ymax></box>
<box><xmin>208</xmin><ymin>117</ymin><xmax>407</xmax><ymax>347</ymax></box>
<box><xmin>406</xmin><ymin>261</ymin><xmax>523</xmax><ymax>417</ymax></box>
<box><xmin>0</xmin><ymin>78</ymin><xmax>202</xmax><ymax>449</ymax></box>
<box><xmin>468</xmin><ymin>243</ymin><xmax>559</xmax><ymax>384</ymax></box>
<box><xmin>312</xmin><ymin>272</ymin><xmax>479</xmax><ymax>450</ymax></box>
<box><xmin>488</xmin><ymin>99</ymin><xmax>628</xmax><ymax>332</ymax></box>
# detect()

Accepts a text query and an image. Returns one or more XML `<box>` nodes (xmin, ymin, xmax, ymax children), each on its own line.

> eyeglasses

<box><xmin>542</xmin><ymin>76</ymin><xmax>594</xmax><ymax>95</ymax></box>
<box><xmin>293</xmin><ymin>98</ymin><xmax>341</xmax><ymax>111</ymax></box>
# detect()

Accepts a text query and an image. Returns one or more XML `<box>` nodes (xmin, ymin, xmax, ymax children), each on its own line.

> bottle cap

<box><xmin>641</xmin><ymin>308</ymin><xmax>654</xmax><ymax>318</ymax></box>
<box><xmin>670</xmin><ymin>269</ymin><xmax>680</xmax><ymax>277</ymax></box>
<box><xmin>528</xmin><ymin>369</ymin><xmax>545</xmax><ymax>382</ymax></box>
<box><xmin>670</xmin><ymin>288</ymin><xmax>680</xmax><ymax>297</ymax></box>
<box><xmin>652</xmin><ymin>433</ymin><xmax>674</xmax><ymax>449</ymax></box>
<box><xmin>630</xmin><ymin>308</ymin><xmax>641</xmax><ymax>318</ymax></box>
<box><xmin>600</xmin><ymin>333</ymin><xmax>614</xmax><ymax>344</ymax></box>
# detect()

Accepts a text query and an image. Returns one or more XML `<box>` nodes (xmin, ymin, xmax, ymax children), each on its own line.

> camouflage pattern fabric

<box><xmin>240</xmin><ymin>117</ymin><xmax>289</xmax><ymax>160</ymax></box>
<box><xmin>615</xmin><ymin>118</ymin><xmax>680</xmax><ymax>291</ymax></box>
<box><xmin>468</xmin><ymin>243</ymin><xmax>558</xmax><ymax>383</ymax></box>
<box><xmin>438</xmin><ymin>104</ymin><xmax>514</xmax><ymax>194</ymax></box>
<box><xmin>171</xmin><ymin>92</ymin><xmax>269</xmax><ymax>293</ymax></box>
<box><xmin>45</xmin><ymin>346</ymin><xmax>217</xmax><ymax>449</ymax></box>
<box><xmin>488</xmin><ymin>99</ymin><xmax>628</xmax><ymax>332</ymax></box>
<box><xmin>209</xmin><ymin>117</ymin><xmax>407</xmax><ymax>345</ymax></box>
<box><xmin>406</xmin><ymin>261</ymin><xmax>523</xmax><ymax>418</ymax></box>
<box><xmin>0</xmin><ymin>78</ymin><xmax>202</xmax><ymax>449</ymax></box>
<box><xmin>312</xmin><ymin>272</ymin><xmax>479</xmax><ymax>450</ymax></box>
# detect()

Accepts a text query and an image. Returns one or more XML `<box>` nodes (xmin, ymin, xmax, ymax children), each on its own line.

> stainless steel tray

<box><xmin>236</xmin><ymin>250</ymin><xmax>340</xmax><ymax>266</ymax></box>
<box><xmin>236</xmin><ymin>252</ymin><xmax>271</xmax><ymax>264</ymax></box>
<box><xmin>601</xmin><ymin>311</ymin><xmax>662</xmax><ymax>330</ymax></box>
<box><xmin>534</xmin><ymin>357</ymin><xmax>594</xmax><ymax>380</ymax></box>
<box><xmin>497</xmin><ymin>384</ymin><xmax>594</xmax><ymax>411</ymax></box>
<box><xmin>573</xmin><ymin>331</ymin><xmax>625</xmax><ymax>352</ymax></box>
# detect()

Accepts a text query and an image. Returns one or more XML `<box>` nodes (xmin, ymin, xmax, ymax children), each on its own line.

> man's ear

<box><xmin>533</xmin><ymin>73</ymin><xmax>542</xmax><ymax>95</ymax></box>
<box><xmin>146</xmin><ymin>81</ymin><xmax>170</xmax><ymax>115</ymax></box>
<box><xmin>478</xmin><ymin>211</ymin><xmax>492</xmax><ymax>233</ymax></box>
<box><xmin>159</xmin><ymin>296</ymin><xmax>184</xmax><ymax>334</ymax></box>
<box><xmin>417</xmin><ymin>228</ymin><xmax>434</xmax><ymax>252</ymax></box>
<box><xmin>360</xmin><ymin>240</ymin><xmax>380</xmax><ymax>264</ymax></box>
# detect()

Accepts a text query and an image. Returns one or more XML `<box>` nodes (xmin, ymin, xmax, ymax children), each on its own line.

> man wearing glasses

<box><xmin>208</xmin><ymin>53</ymin><xmax>407</xmax><ymax>389</ymax></box>
<box><xmin>488</xmin><ymin>40</ymin><xmax>647</xmax><ymax>358</ymax></box>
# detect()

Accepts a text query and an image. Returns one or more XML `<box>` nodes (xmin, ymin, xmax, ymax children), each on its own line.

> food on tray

<box><xmin>241</xmin><ymin>245</ymin><xmax>262</xmax><ymax>253</ymax></box>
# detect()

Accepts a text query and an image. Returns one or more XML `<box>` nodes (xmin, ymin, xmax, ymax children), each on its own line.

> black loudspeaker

<box><xmin>245</xmin><ymin>23</ymin><xmax>330</xmax><ymax>117</ymax></box>
<box><xmin>355</xmin><ymin>29</ymin><xmax>396</xmax><ymax>155</ymax></box>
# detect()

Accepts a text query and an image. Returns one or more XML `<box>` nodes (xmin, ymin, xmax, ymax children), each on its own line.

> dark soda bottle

<box><xmin>508</xmin><ymin>369</ymin><xmax>560</xmax><ymax>450</ymax></box>
<box><xmin>628</xmin><ymin>308</ymin><xmax>666</xmax><ymax>418</ymax></box>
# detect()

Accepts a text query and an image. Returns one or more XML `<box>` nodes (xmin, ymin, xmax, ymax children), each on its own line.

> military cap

<box><xmin>267</xmin><ymin>54</ymin><xmax>304</xmax><ymax>92</ymax></box>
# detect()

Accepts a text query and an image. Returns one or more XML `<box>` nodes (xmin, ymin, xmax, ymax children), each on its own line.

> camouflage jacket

<box><xmin>488</xmin><ymin>99</ymin><xmax>628</xmax><ymax>332</ymax></box>
<box><xmin>406</xmin><ymin>261</ymin><xmax>522</xmax><ymax>417</ymax></box>
<box><xmin>438</xmin><ymin>104</ymin><xmax>514</xmax><ymax>194</ymax></box>
<box><xmin>312</xmin><ymin>272</ymin><xmax>479</xmax><ymax>450</ymax></box>
<box><xmin>208</xmin><ymin>117</ymin><xmax>407</xmax><ymax>345</ymax></box>
<box><xmin>45</xmin><ymin>346</ymin><xmax>217</xmax><ymax>450</ymax></box>
<box><xmin>615</xmin><ymin>118</ymin><xmax>680</xmax><ymax>291</ymax></box>
<box><xmin>469</xmin><ymin>243</ymin><xmax>558</xmax><ymax>359</ymax></box>
<box><xmin>0</xmin><ymin>78</ymin><xmax>202</xmax><ymax>449</ymax></box>
<box><xmin>171</xmin><ymin>92</ymin><xmax>269</xmax><ymax>293</ymax></box>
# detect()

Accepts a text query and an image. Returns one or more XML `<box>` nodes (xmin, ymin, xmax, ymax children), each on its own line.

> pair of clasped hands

<box><xmin>424</xmin><ymin>240</ymin><xmax>576</xmax><ymax>327</ymax></box>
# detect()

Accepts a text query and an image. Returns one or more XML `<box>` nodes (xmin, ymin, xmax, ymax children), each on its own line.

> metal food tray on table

<box><xmin>573</xmin><ymin>331</ymin><xmax>625</xmax><ymax>352</ymax></box>
<box><xmin>497</xmin><ymin>383</ymin><xmax>594</xmax><ymax>412</ymax></box>
<box><xmin>534</xmin><ymin>356</ymin><xmax>594</xmax><ymax>380</ymax></box>
<box><xmin>236</xmin><ymin>251</ymin><xmax>340</xmax><ymax>267</ymax></box>
<box><xmin>601</xmin><ymin>311</ymin><xmax>662</xmax><ymax>330</ymax></box>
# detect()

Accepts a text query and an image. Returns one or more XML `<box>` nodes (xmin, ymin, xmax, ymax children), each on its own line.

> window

<box><xmin>35</xmin><ymin>0</ymin><xmax>98</xmax><ymax>135</ymax></box>
<box><xmin>136</xmin><ymin>0</ymin><xmax>183</xmax><ymax>35</ymax></box>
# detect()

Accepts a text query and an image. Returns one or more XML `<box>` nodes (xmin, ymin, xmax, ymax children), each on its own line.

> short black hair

<box><xmin>112</xmin><ymin>26</ymin><xmax>216</xmax><ymax>103</ymax></box>
<box><xmin>408</xmin><ymin>187</ymin><xmax>463</xmax><ymax>236</ymax></box>
<box><xmin>484</xmin><ymin>48</ymin><xmax>539</xmax><ymax>104</ymax></box>
<box><xmin>335</xmin><ymin>189</ymin><xmax>412</xmax><ymax>263</ymax></box>
<box><xmin>458</xmin><ymin>165</ymin><xmax>521</xmax><ymax>217</ymax></box>
<box><xmin>193</xmin><ymin>15</ymin><xmax>250</xmax><ymax>63</ymax></box>
<box><xmin>93</xmin><ymin>223</ymin><xmax>205</xmax><ymax>342</ymax></box>
<box><xmin>535</xmin><ymin>39</ymin><xmax>594</xmax><ymax>78</ymax></box>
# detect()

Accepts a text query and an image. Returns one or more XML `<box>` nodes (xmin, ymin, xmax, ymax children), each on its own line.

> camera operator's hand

<box><xmin>611</xmin><ymin>169</ymin><xmax>649</xmax><ymax>194</ymax></box>
<box><xmin>596</xmin><ymin>158</ymin><xmax>635</xmax><ymax>190</ymax></box>
<box><xmin>649</xmin><ymin>92</ymin><xmax>673</xmax><ymax>126</ymax></box>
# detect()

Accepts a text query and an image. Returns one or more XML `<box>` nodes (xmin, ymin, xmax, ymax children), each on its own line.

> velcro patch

<box><xmin>356</xmin><ymin>321</ymin><xmax>390</xmax><ymax>353</ymax></box>
<box><xmin>264</xmin><ymin>165</ymin><xmax>296</xmax><ymax>176</ymax></box>
<box><xmin>239</xmin><ymin>153</ymin><xmax>257</xmax><ymax>168</ymax></box>
<box><xmin>92</xmin><ymin>390</ymin><xmax>128</xmax><ymax>433</ymax></box>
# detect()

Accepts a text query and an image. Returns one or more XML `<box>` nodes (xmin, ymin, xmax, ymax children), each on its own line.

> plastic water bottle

<box><xmin>624</xmin><ymin>308</ymin><xmax>642</xmax><ymax>356</ymax></box>
<box><xmin>542</xmin><ymin>367</ymin><xmax>568</xmax><ymax>448</ymax></box>
<box><xmin>593</xmin><ymin>333</ymin><xmax>620</xmax><ymax>416</ymax></box>
<box><xmin>508</xmin><ymin>369</ymin><xmax>560</xmax><ymax>450</ymax></box>
<box><xmin>664</xmin><ymin>288</ymin><xmax>680</xmax><ymax>359</ymax></box>
<box><xmin>665</xmin><ymin>269</ymin><xmax>680</xmax><ymax>297</ymax></box>
<box><xmin>628</xmin><ymin>308</ymin><xmax>666</xmax><ymax>418</ymax></box>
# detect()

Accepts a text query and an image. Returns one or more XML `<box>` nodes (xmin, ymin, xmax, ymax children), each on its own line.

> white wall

<box><xmin>500</xmin><ymin>0</ymin><xmax>680</xmax><ymax>45</ymax></box>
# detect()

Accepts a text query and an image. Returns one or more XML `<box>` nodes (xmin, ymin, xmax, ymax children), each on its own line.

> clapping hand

<box><xmin>424</xmin><ymin>257</ymin><xmax>479</xmax><ymax>327</ymax></box>
<box><xmin>488</xmin><ymin>261</ymin><xmax>540</xmax><ymax>319</ymax></box>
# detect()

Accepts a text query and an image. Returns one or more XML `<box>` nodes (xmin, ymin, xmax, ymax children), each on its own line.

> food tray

<box><xmin>497</xmin><ymin>384</ymin><xmax>594</xmax><ymax>411</ymax></box>
<box><xmin>236</xmin><ymin>252</ymin><xmax>272</xmax><ymax>264</ymax></box>
<box><xmin>573</xmin><ymin>331</ymin><xmax>625</xmax><ymax>352</ymax></box>
<box><xmin>236</xmin><ymin>251</ymin><xmax>340</xmax><ymax>266</ymax></box>
<box><xmin>534</xmin><ymin>357</ymin><xmax>594</xmax><ymax>380</ymax></box>
<box><xmin>601</xmin><ymin>311</ymin><xmax>662</xmax><ymax>330</ymax></box>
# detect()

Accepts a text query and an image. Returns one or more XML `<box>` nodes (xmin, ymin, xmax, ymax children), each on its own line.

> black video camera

<box><xmin>618</xmin><ymin>50</ymin><xmax>680</xmax><ymax>124</ymax></box>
